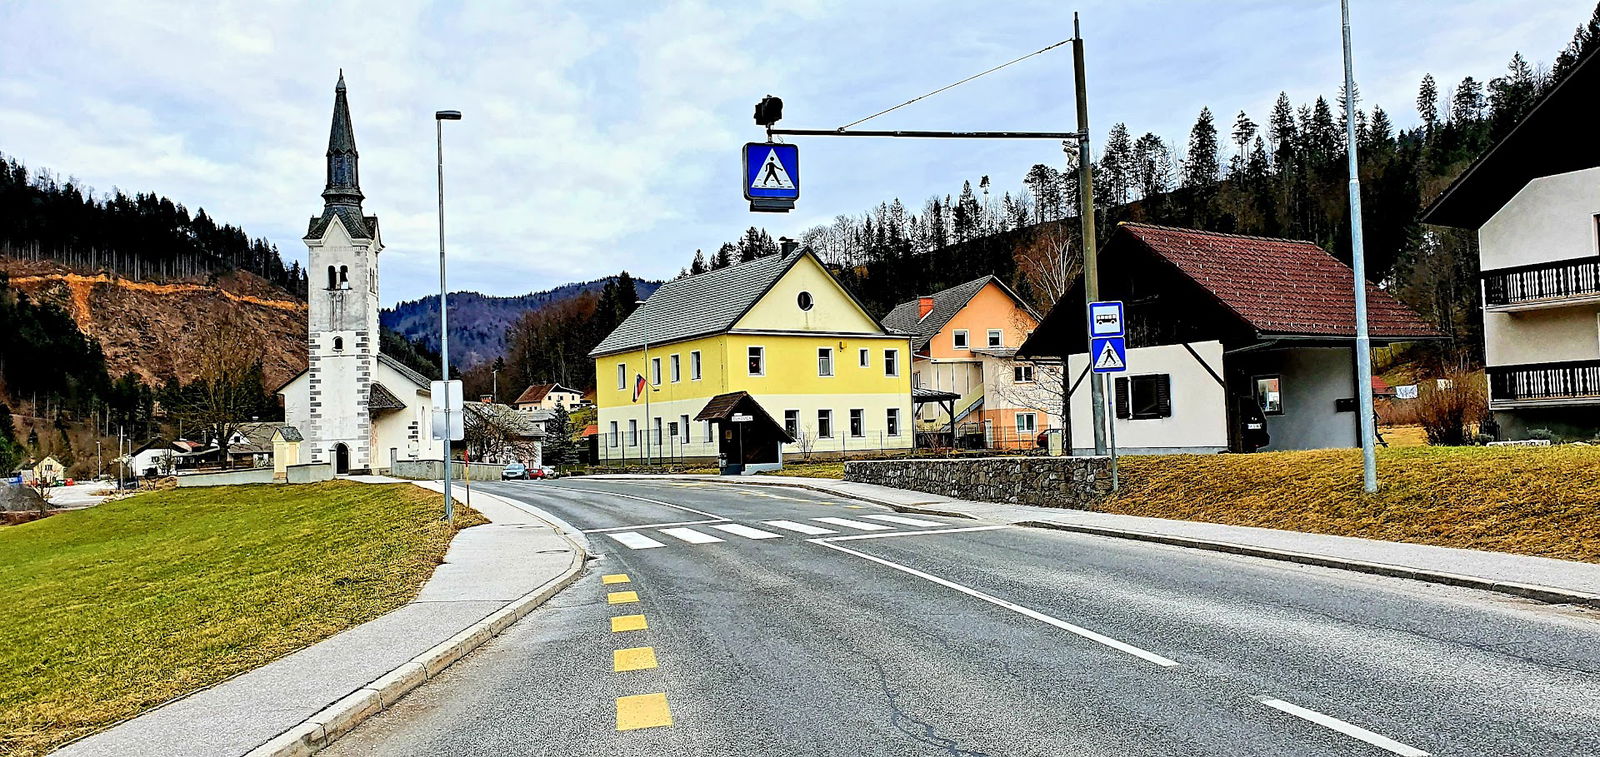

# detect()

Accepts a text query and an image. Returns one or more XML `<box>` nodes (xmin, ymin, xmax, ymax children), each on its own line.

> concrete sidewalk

<box><xmin>54</xmin><ymin>481</ymin><xmax>586</xmax><ymax>757</ymax></box>
<box><xmin>594</xmin><ymin>473</ymin><xmax>1600</xmax><ymax>607</ymax></box>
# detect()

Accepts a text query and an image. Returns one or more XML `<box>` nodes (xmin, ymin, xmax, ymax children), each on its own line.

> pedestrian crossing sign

<box><xmin>744</xmin><ymin>142</ymin><xmax>800</xmax><ymax>204</ymax></box>
<box><xmin>1091</xmin><ymin>336</ymin><xmax>1127</xmax><ymax>373</ymax></box>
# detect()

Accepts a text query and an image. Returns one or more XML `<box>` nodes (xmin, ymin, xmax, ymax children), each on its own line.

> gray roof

<box><xmin>306</xmin><ymin>206</ymin><xmax>379</xmax><ymax>240</ymax></box>
<box><xmin>589</xmin><ymin>251</ymin><xmax>808</xmax><ymax>356</ymax></box>
<box><xmin>378</xmin><ymin>352</ymin><xmax>432</xmax><ymax>389</ymax></box>
<box><xmin>882</xmin><ymin>275</ymin><xmax>1037</xmax><ymax>351</ymax></box>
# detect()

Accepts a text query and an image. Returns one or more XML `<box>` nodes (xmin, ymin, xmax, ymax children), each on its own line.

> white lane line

<box><xmin>658</xmin><ymin>527</ymin><xmax>724</xmax><ymax>544</ymax></box>
<box><xmin>607</xmin><ymin>532</ymin><xmax>667</xmax><ymax>550</ymax></box>
<box><xmin>820</xmin><ymin>525</ymin><xmax>1011</xmax><ymax>542</ymax></box>
<box><xmin>763</xmin><ymin>520</ymin><xmax>838</xmax><ymax>535</ymax></box>
<box><xmin>584</xmin><ymin>518</ymin><xmax>728</xmax><ymax>534</ymax></box>
<box><xmin>812</xmin><ymin>540</ymin><xmax>1180</xmax><ymax>668</ymax></box>
<box><xmin>860</xmin><ymin>514</ymin><xmax>945</xmax><ymax>528</ymax></box>
<box><xmin>813</xmin><ymin>517</ymin><xmax>893</xmax><ymax>531</ymax></box>
<box><xmin>1259</xmin><ymin>698</ymin><xmax>1430</xmax><ymax>757</ymax></box>
<box><xmin>547</xmin><ymin>484</ymin><xmax>726</xmax><ymax>519</ymax></box>
<box><xmin>709</xmin><ymin>523</ymin><xmax>784</xmax><ymax>540</ymax></box>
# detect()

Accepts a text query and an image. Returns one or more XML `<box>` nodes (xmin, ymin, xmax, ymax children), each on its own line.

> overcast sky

<box><xmin>2</xmin><ymin>1</ymin><xmax>1591</xmax><ymax>305</ymax></box>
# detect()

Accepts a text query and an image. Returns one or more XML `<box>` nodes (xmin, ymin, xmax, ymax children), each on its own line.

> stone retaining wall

<box><xmin>286</xmin><ymin>462</ymin><xmax>336</xmax><ymax>484</ymax></box>
<box><xmin>390</xmin><ymin>460</ymin><xmax>505</xmax><ymax>482</ymax></box>
<box><xmin>844</xmin><ymin>456</ymin><xmax>1114</xmax><ymax>509</ymax></box>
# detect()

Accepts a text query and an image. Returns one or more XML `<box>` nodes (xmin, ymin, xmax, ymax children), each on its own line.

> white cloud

<box><xmin>3</xmin><ymin>0</ymin><xmax>1594</xmax><ymax>303</ymax></box>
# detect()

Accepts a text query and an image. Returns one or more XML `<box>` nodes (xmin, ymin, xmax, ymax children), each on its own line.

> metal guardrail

<box><xmin>1483</xmin><ymin>257</ymin><xmax>1600</xmax><ymax>306</ymax></box>
<box><xmin>1488</xmin><ymin>359</ymin><xmax>1600</xmax><ymax>401</ymax></box>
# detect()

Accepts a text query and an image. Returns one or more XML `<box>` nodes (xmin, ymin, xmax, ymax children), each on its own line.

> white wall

<box><xmin>1234</xmin><ymin>347</ymin><xmax>1359</xmax><ymax>451</ymax></box>
<box><xmin>1066</xmin><ymin>340</ymin><xmax>1228</xmax><ymax>454</ymax></box>
<box><xmin>595</xmin><ymin>390</ymin><xmax>914</xmax><ymax>461</ymax></box>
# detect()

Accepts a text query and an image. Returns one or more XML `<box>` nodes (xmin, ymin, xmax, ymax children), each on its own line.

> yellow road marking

<box><xmin>607</xmin><ymin>591</ymin><xmax>639</xmax><ymax>605</ymax></box>
<box><xmin>611</xmin><ymin>614</ymin><xmax>648</xmax><ymax>632</ymax></box>
<box><xmin>844</xmin><ymin>505</ymin><xmax>866</xmax><ymax>509</ymax></box>
<box><xmin>602</xmin><ymin>574</ymin><xmax>630</xmax><ymax>585</ymax></box>
<box><xmin>613</xmin><ymin>646</ymin><xmax>659</xmax><ymax>671</ymax></box>
<box><xmin>616</xmin><ymin>692</ymin><xmax>673</xmax><ymax>730</ymax></box>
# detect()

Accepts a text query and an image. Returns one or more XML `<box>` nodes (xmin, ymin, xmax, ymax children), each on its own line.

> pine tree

<box><xmin>1451</xmin><ymin>76</ymin><xmax>1485</xmax><ymax>122</ymax></box>
<box><xmin>1100</xmin><ymin>123</ymin><xmax>1133</xmax><ymax>205</ymax></box>
<box><xmin>1267</xmin><ymin>92</ymin><xmax>1297</xmax><ymax>165</ymax></box>
<box><xmin>712</xmin><ymin>242</ymin><xmax>735</xmax><ymax>269</ymax></box>
<box><xmin>1182</xmin><ymin>107</ymin><xmax>1220</xmax><ymax>188</ymax></box>
<box><xmin>1229</xmin><ymin>111</ymin><xmax>1257</xmax><ymax>175</ymax></box>
<box><xmin>1551</xmin><ymin>2</ymin><xmax>1600</xmax><ymax>83</ymax></box>
<box><xmin>689</xmin><ymin>249</ymin><xmax>707</xmax><ymax>275</ymax></box>
<box><xmin>1416</xmin><ymin>73</ymin><xmax>1438</xmax><ymax>133</ymax></box>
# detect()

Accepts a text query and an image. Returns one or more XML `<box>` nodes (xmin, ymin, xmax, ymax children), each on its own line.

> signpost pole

<box><xmin>1105</xmin><ymin>381</ymin><xmax>1119</xmax><ymax>492</ymax></box>
<box><xmin>1073</xmin><ymin>13</ymin><xmax>1107</xmax><ymax>457</ymax></box>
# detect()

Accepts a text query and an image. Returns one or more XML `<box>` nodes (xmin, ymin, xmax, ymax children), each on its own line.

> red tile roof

<box><xmin>1120</xmin><ymin>224</ymin><xmax>1439</xmax><ymax>339</ymax></box>
<box><xmin>513</xmin><ymin>383</ymin><xmax>555</xmax><ymax>405</ymax></box>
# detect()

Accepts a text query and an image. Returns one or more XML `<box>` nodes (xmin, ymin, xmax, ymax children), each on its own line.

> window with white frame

<box><xmin>859</xmin><ymin>348</ymin><xmax>870</xmax><ymax>367</ymax></box>
<box><xmin>679</xmin><ymin>414</ymin><xmax>690</xmax><ymax>443</ymax></box>
<box><xmin>690</xmin><ymin>350</ymin><xmax>702</xmax><ymax>380</ymax></box>
<box><xmin>609</xmin><ymin>420</ymin><xmax>619</xmax><ymax>447</ymax></box>
<box><xmin>818</xmin><ymin>347</ymin><xmax>834</xmax><ymax>377</ymax></box>
<box><xmin>849</xmin><ymin>409</ymin><xmax>864</xmax><ymax>437</ymax></box>
<box><xmin>1016</xmin><ymin>412</ymin><xmax>1038</xmax><ymax>434</ymax></box>
<box><xmin>987</xmin><ymin>329</ymin><xmax>1003</xmax><ymax>348</ymax></box>
<box><xmin>953</xmin><ymin>329</ymin><xmax>969</xmax><ymax>349</ymax></box>
<box><xmin>653</xmin><ymin>417</ymin><xmax>663</xmax><ymax>446</ymax></box>
<box><xmin>784</xmin><ymin>409</ymin><xmax>799</xmax><ymax>439</ymax></box>
<box><xmin>885</xmin><ymin>349</ymin><xmax>899</xmax><ymax>376</ymax></box>
<box><xmin>748</xmin><ymin>346</ymin><xmax>765</xmax><ymax>376</ymax></box>
<box><xmin>703</xmin><ymin>420</ymin><xmax>715</xmax><ymax>443</ymax></box>
<box><xmin>628</xmin><ymin>419</ymin><xmax>638</xmax><ymax>446</ymax></box>
<box><xmin>616</xmin><ymin>363</ymin><xmax>626</xmax><ymax>390</ymax></box>
<box><xmin>1014</xmin><ymin>364</ymin><xmax>1035</xmax><ymax>383</ymax></box>
<box><xmin>670</xmin><ymin>354</ymin><xmax>681</xmax><ymax>382</ymax></box>
<box><xmin>886</xmin><ymin>408</ymin><xmax>901</xmax><ymax>436</ymax></box>
<box><xmin>650</xmin><ymin>357</ymin><xmax>661</xmax><ymax>385</ymax></box>
<box><xmin>817</xmin><ymin>409</ymin><xmax>833</xmax><ymax>438</ymax></box>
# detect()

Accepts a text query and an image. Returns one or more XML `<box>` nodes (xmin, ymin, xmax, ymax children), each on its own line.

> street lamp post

<box><xmin>435</xmin><ymin>109</ymin><xmax>462</xmax><ymax>521</ymax></box>
<box><xmin>1340</xmin><ymin>1</ymin><xmax>1378</xmax><ymax>493</ymax></box>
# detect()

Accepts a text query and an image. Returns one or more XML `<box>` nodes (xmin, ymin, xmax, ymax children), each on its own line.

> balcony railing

<box><xmin>1482</xmin><ymin>257</ymin><xmax>1600</xmax><ymax>307</ymax></box>
<box><xmin>1488</xmin><ymin>359</ymin><xmax>1600</xmax><ymax>402</ymax></box>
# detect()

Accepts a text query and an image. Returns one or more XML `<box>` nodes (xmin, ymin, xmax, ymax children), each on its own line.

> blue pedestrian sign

<box><xmin>1091</xmin><ymin>336</ymin><xmax>1127</xmax><ymax>373</ymax></box>
<box><xmin>744</xmin><ymin>142</ymin><xmax>799</xmax><ymax>211</ymax></box>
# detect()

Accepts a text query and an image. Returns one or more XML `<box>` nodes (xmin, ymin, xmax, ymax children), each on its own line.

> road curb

<box><xmin>244</xmin><ymin>492</ymin><xmax>589</xmax><ymax>757</ymax></box>
<box><xmin>664</xmin><ymin>475</ymin><xmax>1600</xmax><ymax>611</ymax></box>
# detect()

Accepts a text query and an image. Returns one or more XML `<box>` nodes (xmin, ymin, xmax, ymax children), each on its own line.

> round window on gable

<box><xmin>797</xmin><ymin>291</ymin><xmax>814</xmax><ymax>311</ymax></box>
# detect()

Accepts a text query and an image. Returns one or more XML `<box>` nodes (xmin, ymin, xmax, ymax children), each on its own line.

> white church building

<box><xmin>278</xmin><ymin>74</ymin><xmax>445</xmax><ymax>474</ymax></box>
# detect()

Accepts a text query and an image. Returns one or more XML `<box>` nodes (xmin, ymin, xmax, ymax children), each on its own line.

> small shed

<box><xmin>694</xmin><ymin>391</ymin><xmax>794</xmax><ymax>474</ymax></box>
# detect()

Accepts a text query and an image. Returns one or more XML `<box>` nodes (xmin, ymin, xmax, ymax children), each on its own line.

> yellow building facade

<box><xmin>590</xmin><ymin>250</ymin><xmax>913</xmax><ymax>461</ymax></box>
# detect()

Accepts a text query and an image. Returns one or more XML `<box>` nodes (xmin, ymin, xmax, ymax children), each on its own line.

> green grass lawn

<box><xmin>0</xmin><ymin>480</ymin><xmax>484</xmax><ymax>757</ymax></box>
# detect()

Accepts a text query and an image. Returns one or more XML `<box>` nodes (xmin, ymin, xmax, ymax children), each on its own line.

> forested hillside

<box><xmin>683</xmin><ymin>6</ymin><xmax>1600</xmax><ymax>374</ymax></box>
<box><xmin>382</xmin><ymin>275</ymin><xmax>661</xmax><ymax>370</ymax></box>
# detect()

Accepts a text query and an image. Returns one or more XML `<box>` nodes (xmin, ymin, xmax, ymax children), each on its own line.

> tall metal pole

<box><xmin>638</xmin><ymin>300</ymin><xmax>652</xmax><ymax>466</ymax></box>
<box><xmin>435</xmin><ymin>111</ymin><xmax>460</xmax><ymax>520</ymax></box>
<box><xmin>1342</xmin><ymin>0</ymin><xmax>1378</xmax><ymax>493</ymax></box>
<box><xmin>1073</xmin><ymin>13</ymin><xmax>1107</xmax><ymax>456</ymax></box>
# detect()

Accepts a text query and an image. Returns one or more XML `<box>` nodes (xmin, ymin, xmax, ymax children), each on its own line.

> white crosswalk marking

<box><xmin>659</xmin><ymin>527</ymin><xmax>724</xmax><ymax>544</ymax></box>
<box><xmin>861</xmin><ymin>514</ymin><xmax>944</xmax><ymax>528</ymax></box>
<box><xmin>608</xmin><ymin>532</ymin><xmax>666</xmax><ymax>549</ymax></box>
<box><xmin>763</xmin><ymin>520</ymin><xmax>837</xmax><ymax>535</ymax></box>
<box><xmin>709</xmin><ymin>523</ymin><xmax>784</xmax><ymax>540</ymax></box>
<box><xmin>813</xmin><ymin>517</ymin><xmax>892</xmax><ymax>531</ymax></box>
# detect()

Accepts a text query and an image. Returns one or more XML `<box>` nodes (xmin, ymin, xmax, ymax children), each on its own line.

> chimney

<box><xmin>917</xmin><ymin>296</ymin><xmax>935</xmax><ymax>319</ymax></box>
<box><xmin>479</xmin><ymin>394</ymin><xmax>494</xmax><ymax>404</ymax></box>
<box><xmin>779</xmin><ymin>236</ymin><xmax>799</xmax><ymax>256</ymax></box>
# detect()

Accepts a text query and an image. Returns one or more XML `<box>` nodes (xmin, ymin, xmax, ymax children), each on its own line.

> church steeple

<box><xmin>323</xmin><ymin>70</ymin><xmax>363</xmax><ymax>208</ymax></box>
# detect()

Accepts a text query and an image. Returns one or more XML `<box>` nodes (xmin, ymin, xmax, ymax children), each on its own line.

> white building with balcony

<box><xmin>1423</xmin><ymin>50</ymin><xmax>1600</xmax><ymax>439</ymax></box>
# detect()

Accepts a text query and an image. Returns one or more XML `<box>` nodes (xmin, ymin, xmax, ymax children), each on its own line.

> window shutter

<box><xmin>1114</xmin><ymin>377</ymin><xmax>1130</xmax><ymax>419</ymax></box>
<box><xmin>1156</xmin><ymin>374</ymin><xmax>1172</xmax><ymax>417</ymax></box>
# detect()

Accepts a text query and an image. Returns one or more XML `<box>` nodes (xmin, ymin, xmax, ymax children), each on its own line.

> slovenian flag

<box><xmin>633</xmin><ymin>373</ymin><xmax>647</xmax><ymax>402</ymax></box>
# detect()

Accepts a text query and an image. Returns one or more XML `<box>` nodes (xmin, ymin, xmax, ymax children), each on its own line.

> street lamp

<box><xmin>436</xmin><ymin>109</ymin><xmax>462</xmax><ymax>521</ymax></box>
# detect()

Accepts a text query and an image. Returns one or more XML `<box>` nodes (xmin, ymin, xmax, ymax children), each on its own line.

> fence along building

<box><xmin>1422</xmin><ymin>49</ymin><xmax>1600</xmax><ymax>439</ymax></box>
<box><xmin>588</xmin><ymin>246</ymin><xmax>914</xmax><ymax>463</ymax></box>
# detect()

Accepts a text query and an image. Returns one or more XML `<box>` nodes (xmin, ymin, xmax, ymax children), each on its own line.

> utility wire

<box><xmin>838</xmin><ymin>37</ymin><xmax>1074</xmax><ymax>131</ymax></box>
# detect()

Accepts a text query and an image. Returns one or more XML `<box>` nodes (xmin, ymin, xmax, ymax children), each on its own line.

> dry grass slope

<box><xmin>0</xmin><ymin>480</ymin><xmax>485</xmax><ymax>757</ymax></box>
<box><xmin>1107</xmin><ymin>447</ymin><xmax>1600</xmax><ymax>563</ymax></box>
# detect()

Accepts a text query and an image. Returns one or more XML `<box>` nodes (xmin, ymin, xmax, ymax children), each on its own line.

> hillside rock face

<box><xmin>2</xmin><ymin>258</ymin><xmax>307</xmax><ymax>390</ymax></box>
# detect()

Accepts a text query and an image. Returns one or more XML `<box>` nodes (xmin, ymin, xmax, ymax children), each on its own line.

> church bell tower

<box><xmin>303</xmin><ymin>71</ymin><xmax>382</xmax><ymax>473</ymax></box>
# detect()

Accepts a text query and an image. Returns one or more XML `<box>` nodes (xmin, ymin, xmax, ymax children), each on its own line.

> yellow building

<box><xmin>589</xmin><ymin>248</ymin><xmax>913</xmax><ymax>465</ymax></box>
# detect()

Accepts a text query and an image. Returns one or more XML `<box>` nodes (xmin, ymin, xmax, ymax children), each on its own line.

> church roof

<box><xmin>306</xmin><ymin>206</ymin><xmax>380</xmax><ymax>240</ymax></box>
<box><xmin>378</xmin><ymin>353</ymin><xmax>432</xmax><ymax>389</ymax></box>
<box><xmin>368</xmin><ymin>382</ymin><xmax>406</xmax><ymax>413</ymax></box>
<box><xmin>307</xmin><ymin>71</ymin><xmax>375</xmax><ymax>241</ymax></box>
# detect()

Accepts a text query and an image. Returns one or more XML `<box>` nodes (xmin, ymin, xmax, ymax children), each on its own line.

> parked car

<box><xmin>501</xmin><ymin>462</ymin><xmax>527</xmax><ymax>480</ymax></box>
<box><xmin>528</xmin><ymin>465</ymin><xmax>559</xmax><ymax>480</ymax></box>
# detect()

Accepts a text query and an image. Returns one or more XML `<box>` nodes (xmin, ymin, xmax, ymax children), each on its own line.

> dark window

<box><xmin>849</xmin><ymin>409</ymin><xmax>864</xmax><ymax>437</ymax></box>
<box><xmin>886</xmin><ymin>408</ymin><xmax>901</xmax><ymax>436</ymax></box>
<box><xmin>817</xmin><ymin>409</ymin><xmax>833</xmax><ymax>438</ymax></box>
<box><xmin>1115</xmin><ymin>374</ymin><xmax>1172</xmax><ymax>420</ymax></box>
<box><xmin>885</xmin><ymin>349</ymin><xmax>899</xmax><ymax>376</ymax></box>
<box><xmin>797</xmin><ymin>291</ymin><xmax>814</xmax><ymax>310</ymax></box>
<box><xmin>784</xmin><ymin>409</ymin><xmax>799</xmax><ymax>439</ymax></box>
<box><xmin>1254</xmin><ymin>375</ymin><xmax>1283</xmax><ymax>415</ymax></box>
<box><xmin>333</xmin><ymin>336</ymin><xmax>344</xmax><ymax>351</ymax></box>
<box><xmin>327</xmin><ymin>265</ymin><xmax>338</xmax><ymax>290</ymax></box>
<box><xmin>748</xmin><ymin>346</ymin><xmax>764</xmax><ymax>375</ymax></box>
<box><xmin>338</xmin><ymin>265</ymin><xmax>349</xmax><ymax>288</ymax></box>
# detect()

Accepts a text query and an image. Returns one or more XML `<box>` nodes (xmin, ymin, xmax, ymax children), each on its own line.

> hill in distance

<box><xmin>381</xmin><ymin>276</ymin><xmax>661</xmax><ymax>369</ymax></box>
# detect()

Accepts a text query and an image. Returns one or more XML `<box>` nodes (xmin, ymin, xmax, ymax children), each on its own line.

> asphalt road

<box><xmin>325</xmin><ymin>478</ymin><xmax>1600</xmax><ymax>756</ymax></box>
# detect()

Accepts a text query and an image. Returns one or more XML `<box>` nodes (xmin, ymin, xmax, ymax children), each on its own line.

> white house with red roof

<box><xmin>1019</xmin><ymin>223</ymin><xmax>1438</xmax><ymax>453</ymax></box>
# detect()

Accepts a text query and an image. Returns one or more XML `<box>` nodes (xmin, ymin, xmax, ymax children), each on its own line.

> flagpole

<box><xmin>638</xmin><ymin>299</ymin><xmax>651</xmax><ymax>466</ymax></box>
